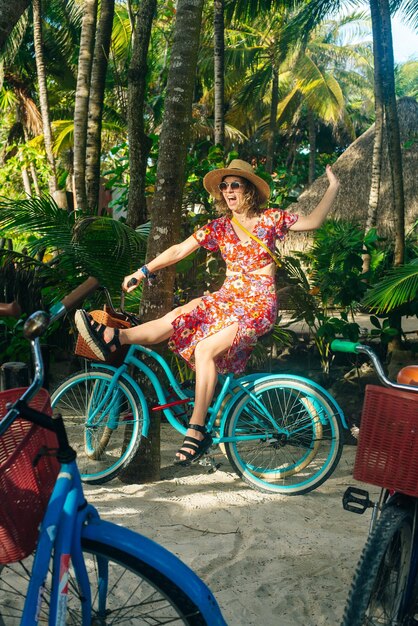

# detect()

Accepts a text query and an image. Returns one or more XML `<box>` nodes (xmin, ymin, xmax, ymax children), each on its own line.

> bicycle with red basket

<box><xmin>0</xmin><ymin>278</ymin><xmax>226</xmax><ymax>625</ymax></box>
<box><xmin>331</xmin><ymin>339</ymin><xmax>418</xmax><ymax>626</ymax></box>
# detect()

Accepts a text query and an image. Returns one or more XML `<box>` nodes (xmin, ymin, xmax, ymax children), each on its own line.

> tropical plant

<box><xmin>0</xmin><ymin>195</ymin><xmax>149</xmax><ymax>293</ymax></box>
<box><xmin>395</xmin><ymin>60</ymin><xmax>418</xmax><ymax>99</ymax></box>
<box><xmin>362</xmin><ymin>259</ymin><xmax>418</xmax><ymax>315</ymax></box>
<box><xmin>278</xmin><ymin>219</ymin><xmax>385</xmax><ymax>373</ymax></box>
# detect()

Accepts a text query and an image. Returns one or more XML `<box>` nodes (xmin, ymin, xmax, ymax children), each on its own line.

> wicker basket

<box><xmin>0</xmin><ymin>388</ymin><xmax>60</xmax><ymax>564</ymax></box>
<box><xmin>353</xmin><ymin>384</ymin><xmax>418</xmax><ymax>497</ymax></box>
<box><xmin>74</xmin><ymin>307</ymin><xmax>132</xmax><ymax>366</ymax></box>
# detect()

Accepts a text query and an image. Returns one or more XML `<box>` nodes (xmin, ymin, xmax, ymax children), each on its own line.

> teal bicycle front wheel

<box><xmin>51</xmin><ymin>371</ymin><xmax>145</xmax><ymax>484</ymax></box>
<box><xmin>224</xmin><ymin>378</ymin><xmax>344</xmax><ymax>495</ymax></box>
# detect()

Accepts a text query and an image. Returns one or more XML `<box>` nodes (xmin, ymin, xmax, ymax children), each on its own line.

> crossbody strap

<box><xmin>231</xmin><ymin>216</ymin><xmax>281</xmax><ymax>268</ymax></box>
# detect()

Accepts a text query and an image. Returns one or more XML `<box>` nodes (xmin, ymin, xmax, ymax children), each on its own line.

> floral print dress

<box><xmin>168</xmin><ymin>208</ymin><xmax>298</xmax><ymax>375</ymax></box>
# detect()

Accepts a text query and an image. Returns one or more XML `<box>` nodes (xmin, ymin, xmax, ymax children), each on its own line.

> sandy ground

<box><xmin>84</xmin><ymin>425</ymin><xmax>381</xmax><ymax>626</ymax></box>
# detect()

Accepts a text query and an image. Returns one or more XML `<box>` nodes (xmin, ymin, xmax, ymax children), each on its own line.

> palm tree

<box><xmin>122</xmin><ymin>0</ymin><xmax>205</xmax><ymax>485</ymax></box>
<box><xmin>73</xmin><ymin>0</ymin><xmax>98</xmax><ymax>210</ymax></box>
<box><xmin>295</xmin><ymin>0</ymin><xmax>413</xmax><ymax>265</ymax></box>
<box><xmin>32</xmin><ymin>0</ymin><xmax>58</xmax><ymax>195</ymax></box>
<box><xmin>213</xmin><ymin>0</ymin><xmax>225</xmax><ymax>146</ymax></box>
<box><xmin>85</xmin><ymin>0</ymin><xmax>116</xmax><ymax>211</ymax></box>
<box><xmin>276</xmin><ymin>12</ymin><xmax>373</xmax><ymax>182</ymax></box>
<box><xmin>126</xmin><ymin>0</ymin><xmax>157</xmax><ymax>228</ymax></box>
<box><xmin>0</xmin><ymin>0</ymin><xmax>30</xmax><ymax>53</ymax></box>
<box><xmin>395</xmin><ymin>60</ymin><xmax>418</xmax><ymax>98</ymax></box>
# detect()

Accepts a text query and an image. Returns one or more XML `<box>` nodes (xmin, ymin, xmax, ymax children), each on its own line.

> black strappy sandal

<box><xmin>75</xmin><ymin>309</ymin><xmax>122</xmax><ymax>361</ymax></box>
<box><xmin>175</xmin><ymin>423</ymin><xmax>213</xmax><ymax>466</ymax></box>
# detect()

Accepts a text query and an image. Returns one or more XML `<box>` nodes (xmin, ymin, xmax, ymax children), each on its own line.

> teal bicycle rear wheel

<box><xmin>51</xmin><ymin>371</ymin><xmax>145</xmax><ymax>484</ymax></box>
<box><xmin>224</xmin><ymin>377</ymin><xmax>344</xmax><ymax>495</ymax></box>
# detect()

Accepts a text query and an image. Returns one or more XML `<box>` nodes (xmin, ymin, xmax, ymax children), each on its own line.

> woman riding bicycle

<box><xmin>75</xmin><ymin>159</ymin><xmax>340</xmax><ymax>466</ymax></box>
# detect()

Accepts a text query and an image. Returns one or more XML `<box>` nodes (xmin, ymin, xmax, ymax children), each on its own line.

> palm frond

<box><xmin>362</xmin><ymin>260</ymin><xmax>418</xmax><ymax>313</ymax></box>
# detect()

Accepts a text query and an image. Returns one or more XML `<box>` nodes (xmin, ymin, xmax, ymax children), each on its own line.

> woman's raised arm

<box><xmin>289</xmin><ymin>165</ymin><xmax>340</xmax><ymax>232</ymax></box>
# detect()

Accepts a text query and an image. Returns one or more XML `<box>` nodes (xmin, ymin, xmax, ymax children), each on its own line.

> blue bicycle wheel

<box><xmin>224</xmin><ymin>377</ymin><xmax>344</xmax><ymax>495</ymax></box>
<box><xmin>0</xmin><ymin>536</ymin><xmax>215</xmax><ymax>624</ymax></box>
<box><xmin>51</xmin><ymin>371</ymin><xmax>145</xmax><ymax>484</ymax></box>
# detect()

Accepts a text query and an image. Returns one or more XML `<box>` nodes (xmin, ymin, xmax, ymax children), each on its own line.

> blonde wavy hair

<box><xmin>214</xmin><ymin>178</ymin><xmax>265</xmax><ymax>218</ymax></box>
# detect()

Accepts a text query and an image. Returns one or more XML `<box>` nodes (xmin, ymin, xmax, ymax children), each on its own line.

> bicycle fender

<box><xmin>81</xmin><ymin>519</ymin><xmax>227</xmax><ymax>626</ymax></box>
<box><xmin>223</xmin><ymin>373</ymin><xmax>347</xmax><ymax>430</ymax></box>
<box><xmin>90</xmin><ymin>364</ymin><xmax>151</xmax><ymax>436</ymax></box>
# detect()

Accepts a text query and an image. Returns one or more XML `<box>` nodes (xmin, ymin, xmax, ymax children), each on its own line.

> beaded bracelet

<box><xmin>139</xmin><ymin>265</ymin><xmax>157</xmax><ymax>285</ymax></box>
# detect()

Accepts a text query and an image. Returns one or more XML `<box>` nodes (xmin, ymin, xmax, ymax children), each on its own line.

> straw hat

<box><xmin>203</xmin><ymin>159</ymin><xmax>271</xmax><ymax>206</ymax></box>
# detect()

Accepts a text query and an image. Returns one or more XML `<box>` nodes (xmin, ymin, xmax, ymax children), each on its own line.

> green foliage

<box><xmin>0</xmin><ymin>317</ymin><xmax>31</xmax><ymax>363</ymax></box>
<box><xmin>362</xmin><ymin>222</ymin><xmax>418</xmax><ymax>317</ymax></box>
<box><xmin>279</xmin><ymin>220</ymin><xmax>386</xmax><ymax>374</ymax></box>
<box><xmin>362</xmin><ymin>259</ymin><xmax>418</xmax><ymax>315</ymax></box>
<box><xmin>0</xmin><ymin>195</ymin><xmax>149</xmax><ymax>290</ymax></box>
<box><xmin>0</xmin><ymin>194</ymin><xmax>150</xmax><ymax>362</ymax></box>
<box><xmin>296</xmin><ymin>220</ymin><xmax>385</xmax><ymax>308</ymax></box>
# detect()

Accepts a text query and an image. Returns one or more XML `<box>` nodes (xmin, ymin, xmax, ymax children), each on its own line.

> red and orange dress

<box><xmin>169</xmin><ymin>208</ymin><xmax>298</xmax><ymax>375</ymax></box>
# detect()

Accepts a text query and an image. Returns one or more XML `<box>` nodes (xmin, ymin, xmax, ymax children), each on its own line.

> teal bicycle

<box><xmin>51</xmin><ymin>296</ymin><xmax>348</xmax><ymax>494</ymax></box>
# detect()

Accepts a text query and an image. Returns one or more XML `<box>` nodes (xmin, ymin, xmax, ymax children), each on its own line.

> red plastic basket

<box><xmin>353</xmin><ymin>384</ymin><xmax>418</xmax><ymax>497</ymax></box>
<box><xmin>0</xmin><ymin>388</ymin><xmax>60</xmax><ymax>564</ymax></box>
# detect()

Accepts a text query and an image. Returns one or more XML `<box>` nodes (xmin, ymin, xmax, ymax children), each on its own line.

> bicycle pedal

<box><xmin>342</xmin><ymin>486</ymin><xmax>374</xmax><ymax>514</ymax></box>
<box><xmin>198</xmin><ymin>455</ymin><xmax>221</xmax><ymax>473</ymax></box>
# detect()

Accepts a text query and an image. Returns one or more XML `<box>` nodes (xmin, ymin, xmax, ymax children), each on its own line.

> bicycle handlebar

<box><xmin>331</xmin><ymin>339</ymin><xmax>418</xmax><ymax>395</ymax></box>
<box><xmin>330</xmin><ymin>340</ymin><xmax>361</xmax><ymax>354</ymax></box>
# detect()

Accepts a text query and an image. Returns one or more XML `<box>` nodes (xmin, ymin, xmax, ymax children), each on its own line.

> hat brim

<box><xmin>203</xmin><ymin>167</ymin><xmax>270</xmax><ymax>206</ymax></box>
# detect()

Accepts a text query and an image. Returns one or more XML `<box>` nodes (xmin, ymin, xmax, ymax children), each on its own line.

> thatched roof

<box><xmin>283</xmin><ymin>97</ymin><xmax>418</xmax><ymax>254</ymax></box>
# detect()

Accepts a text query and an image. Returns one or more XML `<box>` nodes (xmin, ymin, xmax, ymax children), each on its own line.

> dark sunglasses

<box><xmin>218</xmin><ymin>181</ymin><xmax>245</xmax><ymax>192</ymax></box>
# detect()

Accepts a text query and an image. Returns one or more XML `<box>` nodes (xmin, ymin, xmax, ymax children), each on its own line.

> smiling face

<box><xmin>220</xmin><ymin>175</ymin><xmax>247</xmax><ymax>213</ymax></box>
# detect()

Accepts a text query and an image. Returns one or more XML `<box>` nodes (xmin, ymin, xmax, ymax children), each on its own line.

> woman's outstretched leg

<box><xmin>175</xmin><ymin>323</ymin><xmax>238</xmax><ymax>464</ymax></box>
<box><xmin>75</xmin><ymin>298</ymin><xmax>203</xmax><ymax>360</ymax></box>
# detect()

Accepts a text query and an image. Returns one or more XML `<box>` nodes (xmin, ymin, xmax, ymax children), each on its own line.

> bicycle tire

<box><xmin>224</xmin><ymin>377</ymin><xmax>344</xmax><ymax>495</ymax></box>
<box><xmin>51</xmin><ymin>371</ymin><xmax>145</xmax><ymax>484</ymax></box>
<box><xmin>341</xmin><ymin>502</ymin><xmax>416</xmax><ymax>626</ymax></box>
<box><xmin>0</xmin><ymin>536</ymin><xmax>210</xmax><ymax>624</ymax></box>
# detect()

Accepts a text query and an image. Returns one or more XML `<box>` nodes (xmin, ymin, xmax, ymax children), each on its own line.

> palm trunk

<box><xmin>121</xmin><ymin>0</ymin><xmax>205</xmax><ymax>484</ymax></box>
<box><xmin>32</xmin><ymin>0</ymin><xmax>57</xmax><ymax>195</ymax></box>
<box><xmin>376</xmin><ymin>0</ymin><xmax>405</xmax><ymax>267</ymax></box>
<box><xmin>363</xmin><ymin>0</ymin><xmax>384</xmax><ymax>274</ymax></box>
<box><xmin>73</xmin><ymin>0</ymin><xmax>98</xmax><ymax>210</ymax></box>
<box><xmin>213</xmin><ymin>0</ymin><xmax>225</xmax><ymax>147</ymax></box>
<box><xmin>126</xmin><ymin>0</ymin><xmax>157</xmax><ymax>228</ymax></box>
<box><xmin>30</xmin><ymin>163</ymin><xmax>41</xmax><ymax>195</ymax></box>
<box><xmin>371</xmin><ymin>0</ymin><xmax>405</xmax><ymax>350</ymax></box>
<box><xmin>265</xmin><ymin>62</ymin><xmax>279</xmax><ymax>174</ymax></box>
<box><xmin>307</xmin><ymin>108</ymin><xmax>316</xmax><ymax>186</ymax></box>
<box><xmin>21</xmin><ymin>165</ymin><xmax>32</xmax><ymax>196</ymax></box>
<box><xmin>86</xmin><ymin>0</ymin><xmax>115</xmax><ymax>212</ymax></box>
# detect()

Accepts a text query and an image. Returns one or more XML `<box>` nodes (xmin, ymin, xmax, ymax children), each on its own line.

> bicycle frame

<box><xmin>20</xmin><ymin>453</ymin><xmax>226</xmax><ymax>626</ymax></box>
<box><xmin>22</xmin><ymin>458</ymin><xmax>92</xmax><ymax>625</ymax></box>
<box><xmin>90</xmin><ymin>343</ymin><xmax>347</xmax><ymax>445</ymax></box>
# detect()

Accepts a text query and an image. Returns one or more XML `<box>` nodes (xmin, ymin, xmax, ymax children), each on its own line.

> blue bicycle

<box><xmin>0</xmin><ymin>279</ymin><xmax>227</xmax><ymax>625</ymax></box>
<box><xmin>51</xmin><ymin>291</ymin><xmax>348</xmax><ymax>494</ymax></box>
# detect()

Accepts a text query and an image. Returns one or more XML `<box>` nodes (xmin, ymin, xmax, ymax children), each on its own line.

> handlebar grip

<box><xmin>61</xmin><ymin>277</ymin><xmax>100</xmax><ymax>311</ymax></box>
<box><xmin>0</xmin><ymin>301</ymin><xmax>22</xmax><ymax>317</ymax></box>
<box><xmin>331</xmin><ymin>340</ymin><xmax>362</xmax><ymax>353</ymax></box>
<box><xmin>127</xmin><ymin>277</ymin><xmax>138</xmax><ymax>288</ymax></box>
